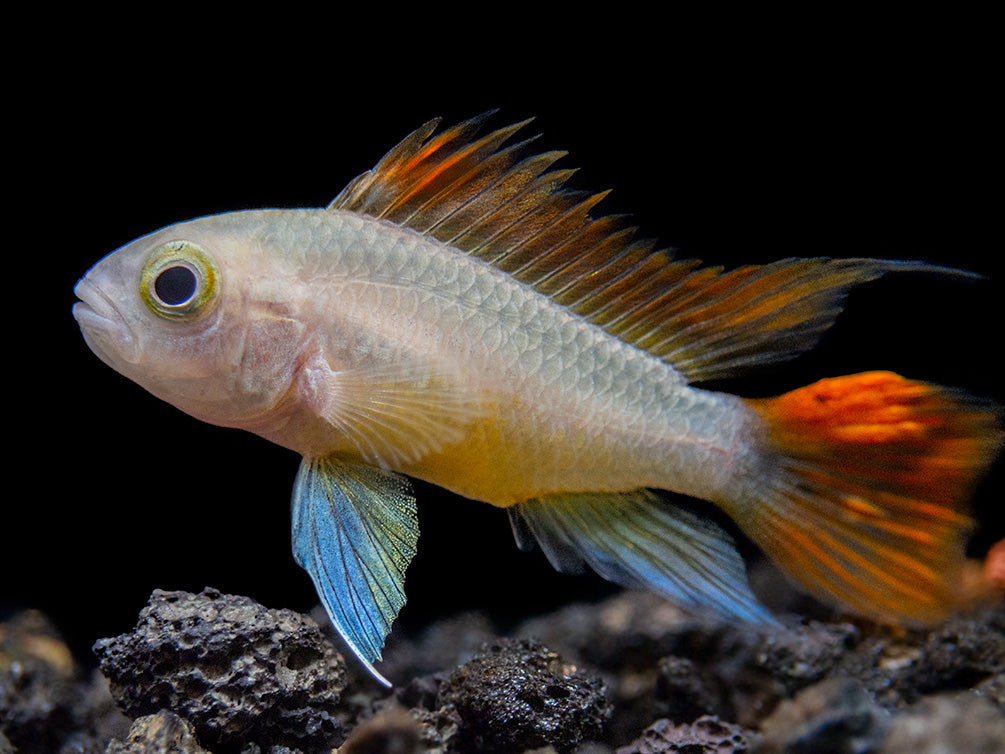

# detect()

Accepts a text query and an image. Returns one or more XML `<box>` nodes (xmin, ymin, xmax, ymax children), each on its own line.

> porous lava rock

<box><xmin>614</xmin><ymin>716</ymin><xmax>755</xmax><ymax>753</ymax></box>
<box><xmin>436</xmin><ymin>637</ymin><xmax>612</xmax><ymax>753</ymax></box>
<box><xmin>93</xmin><ymin>587</ymin><xmax>348</xmax><ymax>753</ymax></box>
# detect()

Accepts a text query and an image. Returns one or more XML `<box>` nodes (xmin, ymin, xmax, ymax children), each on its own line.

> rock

<box><xmin>334</xmin><ymin>708</ymin><xmax>425</xmax><ymax>754</ymax></box>
<box><xmin>757</xmin><ymin>677</ymin><xmax>890</xmax><ymax>754</ymax></box>
<box><xmin>93</xmin><ymin>587</ymin><xmax>348</xmax><ymax>753</ymax></box>
<box><xmin>974</xmin><ymin>671</ymin><xmax>1005</xmax><ymax>713</ymax></box>
<box><xmin>748</xmin><ymin>621</ymin><xmax>861</xmax><ymax>697</ymax></box>
<box><xmin>6</xmin><ymin>588</ymin><xmax>1004</xmax><ymax>752</ymax></box>
<box><xmin>105</xmin><ymin>710</ymin><xmax>211</xmax><ymax>753</ymax></box>
<box><xmin>0</xmin><ymin>610</ymin><xmax>76</xmax><ymax>745</ymax></box>
<box><xmin>383</xmin><ymin>673</ymin><xmax>461</xmax><ymax>754</ymax></box>
<box><xmin>570</xmin><ymin>744</ymin><xmax>615</xmax><ymax>754</ymax></box>
<box><xmin>376</xmin><ymin>611</ymin><xmax>497</xmax><ymax>683</ymax></box>
<box><xmin>515</xmin><ymin>591</ymin><xmax>703</xmax><ymax>671</ymax></box>
<box><xmin>436</xmin><ymin>637</ymin><xmax>612</xmax><ymax>754</ymax></box>
<box><xmin>517</xmin><ymin>592</ymin><xmax>864</xmax><ymax>731</ymax></box>
<box><xmin>516</xmin><ymin>591</ymin><xmax>749</xmax><ymax>739</ymax></box>
<box><xmin>655</xmin><ymin>655</ymin><xmax>724</xmax><ymax>721</ymax></box>
<box><xmin>0</xmin><ymin>609</ymin><xmax>128</xmax><ymax>754</ymax></box>
<box><xmin>727</xmin><ymin>621</ymin><xmax>862</xmax><ymax>728</ymax></box>
<box><xmin>615</xmin><ymin>716</ymin><xmax>755</xmax><ymax>754</ymax></box>
<box><xmin>897</xmin><ymin>612</ymin><xmax>1005</xmax><ymax>702</ymax></box>
<box><xmin>879</xmin><ymin>693</ymin><xmax>1005</xmax><ymax>754</ymax></box>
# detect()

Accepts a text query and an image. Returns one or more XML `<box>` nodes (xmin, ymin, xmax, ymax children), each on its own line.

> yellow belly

<box><xmin>400</xmin><ymin>409</ymin><xmax>659</xmax><ymax>508</ymax></box>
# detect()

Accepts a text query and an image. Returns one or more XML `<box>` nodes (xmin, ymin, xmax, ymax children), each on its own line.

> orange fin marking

<box><xmin>761</xmin><ymin>522</ymin><xmax>918</xmax><ymax>616</ymax></box>
<box><xmin>793</xmin><ymin>521</ymin><xmax>936</xmax><ymax>612</ymax></box>
<box><xmin>759</xmin><ymin>492</ymin><xmax>950</xmax><ymax>619</ymax></box>
<box><xmin>740</xmin><ymin>371</ymin><xmax>1001</xmax><ymax>624</ymax></box>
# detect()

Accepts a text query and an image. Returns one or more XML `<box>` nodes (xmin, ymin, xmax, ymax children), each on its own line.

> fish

<box><xmin>73</xmin><ymin>112</ymin><xmax>1002</xmax><ymax>686</ymax></box>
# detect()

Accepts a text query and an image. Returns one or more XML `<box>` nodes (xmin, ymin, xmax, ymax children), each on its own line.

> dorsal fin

<box><xmin>329</xmin><ymin>115</ymin><xmax>960</xmax><ymax>383</ymax></box>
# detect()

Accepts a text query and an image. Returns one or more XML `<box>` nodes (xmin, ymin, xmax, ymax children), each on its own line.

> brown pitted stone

<box><xmin>104</xmin><ymin>710</ymin><xmax>211</xmax><ymax>754</ymax></box>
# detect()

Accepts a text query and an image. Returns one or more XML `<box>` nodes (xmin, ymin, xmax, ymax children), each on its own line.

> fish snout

<box><xmin>73</xmin><ymin>277</ymin><xmax>141</xmax><ymax>365</ymax></box>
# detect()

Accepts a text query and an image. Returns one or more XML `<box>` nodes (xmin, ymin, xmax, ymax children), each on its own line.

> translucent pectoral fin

<box><xmin>300</xmin><ymin>350</ymin><xmax>486</xmax><ymax>470</ymax></box>
<box><xmin>291</xmin><ymin>456</ymin><xmax>419</xmax><ymax>687</ymax></box>
<box><xmin>510</xmin><ymin>490</ymin><xmax>774</xmax><ymax>624</ymax></box>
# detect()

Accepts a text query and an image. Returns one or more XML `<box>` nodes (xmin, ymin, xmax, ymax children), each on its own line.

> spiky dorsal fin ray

<box><xmin>329</xmin><ymin>114</ymin><xmax>971</xmax><ymax>383</ymax></box>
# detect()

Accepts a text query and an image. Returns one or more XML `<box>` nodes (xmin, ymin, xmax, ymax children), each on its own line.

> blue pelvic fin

<box><xmin>291</xmin><ymin>456</ymin><xmax>419</xmax><ymax>687</ymax></box>
<box><xmin>509</xmin><ymin>489</ymin><xmax>774</xmax><ymax>624</ymax></box>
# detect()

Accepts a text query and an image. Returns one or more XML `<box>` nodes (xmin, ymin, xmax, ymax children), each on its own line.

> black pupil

<box><xmin>154</xmin><ymin>266</ymin><xmax>198</xmax><ymax>305</ymax></box>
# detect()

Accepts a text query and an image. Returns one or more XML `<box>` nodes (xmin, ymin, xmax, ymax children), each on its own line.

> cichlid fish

<box><xmin>73</xmin><ymin>113</ymin><xmax>1001</xmax><ymax>686</ymax></box>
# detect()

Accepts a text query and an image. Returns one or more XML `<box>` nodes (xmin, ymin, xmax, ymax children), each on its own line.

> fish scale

<box><xmin>74</xmin><ymin>114</ymin><xmax>1001</xmax><ymax>686</ymax></box>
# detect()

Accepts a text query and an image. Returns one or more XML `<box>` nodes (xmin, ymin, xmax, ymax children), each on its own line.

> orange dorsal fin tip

<box><xmin>739</xmin><ymin>372</ymin><xmax>1002</xmax><ymax>625</ymax></box>
<box><xmin>329</xmin><ymin>115</ymin><xmax>979</xmax><ymax>383</ymax></box>
<box><xmin>329</xmin><ymin>111</ymin><xmax>526</xmax><ymax>219</ymax></box>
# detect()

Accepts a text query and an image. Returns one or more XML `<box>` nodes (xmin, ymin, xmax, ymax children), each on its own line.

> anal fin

<box><xmin>509</xmin><ymin>490</ymin><xmax>773</xmax><ymax>623</ymax></box>
<box><xmin>291</xmin><ymin>456</ymin><xmax>419</xmax><ymax>687</ymax></box>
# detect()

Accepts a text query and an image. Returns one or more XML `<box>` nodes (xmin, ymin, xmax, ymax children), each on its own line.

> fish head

<box><xmin>73</xmin><ymin>214</ymin><xmax>303</xmax><ymax>429</ymax></box>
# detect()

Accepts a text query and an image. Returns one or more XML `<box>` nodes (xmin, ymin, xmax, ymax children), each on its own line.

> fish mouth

<box><xmin>73</xmin><ymin>277</ymin><xmax>141</xmax><ymax>365</ymax></box>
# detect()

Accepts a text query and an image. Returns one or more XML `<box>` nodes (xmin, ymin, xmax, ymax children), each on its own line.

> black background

<box><xmin>8</xmin><ymin>15</ymin><xmax>1002</xmax><ymax>664</ymax></box>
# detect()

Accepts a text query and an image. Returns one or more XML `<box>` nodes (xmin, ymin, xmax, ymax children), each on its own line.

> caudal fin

<box><xmin>737</xmin><ymin>371</ymin><xmax>1001</xmax><ymax>624</ymax></box>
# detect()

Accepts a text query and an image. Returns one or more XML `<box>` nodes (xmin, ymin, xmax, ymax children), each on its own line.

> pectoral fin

<box><xmin>291</xmin><ymin>456</ymin><xmax>419</xmax><ymax>687</ymax></box>
<box><xmin>299</xmin><ymin>350</ymin><xmax>485</xmax><ymax>470</ymax></box>
<box><xmin>509</xmin><ymin>489</ymin><xmax>774</xmax><ymax>623</ymax></box>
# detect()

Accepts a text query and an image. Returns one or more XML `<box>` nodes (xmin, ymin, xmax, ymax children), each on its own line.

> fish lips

<box><xmin>73</xmin><ymin>277</ymin><xmax>142</xmax><ymax>366</ymax></box>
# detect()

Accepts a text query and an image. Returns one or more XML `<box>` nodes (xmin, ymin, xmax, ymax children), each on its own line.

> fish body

<box><xmin>74</xmin><ymin>115</ymin><xmax>1001</xmax><ymax>686</ymax></box>
<box><xmin>79</xmin><ymin>206</ymin><xmax>743</xmax><ymax>506</ymax></box>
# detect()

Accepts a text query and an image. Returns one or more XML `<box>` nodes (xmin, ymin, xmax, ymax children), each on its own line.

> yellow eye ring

<box><xmin>139</xmin><ymin>241</ymin><xmax>220</xmax><ymax>320</ymax></box>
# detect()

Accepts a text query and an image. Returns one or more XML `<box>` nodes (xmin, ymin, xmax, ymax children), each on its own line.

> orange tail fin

<box><xmin>739</xmin><ymin>371</ymin><xmax>1001</xmax><ymax>624</ymax></box>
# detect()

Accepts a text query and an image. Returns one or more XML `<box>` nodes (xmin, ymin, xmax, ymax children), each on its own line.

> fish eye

<box><xmin>154</xmin><ymin>265</ymin><xmax>198</xmax><ymax>305</ymax></box>
<box><xmin>140</xmin><ymin>241</ymin><xmax>220</xmax><ymax>320</ymax></box>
